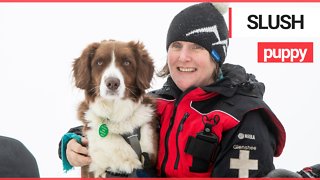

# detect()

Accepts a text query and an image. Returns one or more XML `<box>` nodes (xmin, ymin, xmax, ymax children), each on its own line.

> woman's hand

<box><xmin>66</xmin><ymin>137</ymin><xmax>91</xmax><ymax>167</ymax></box>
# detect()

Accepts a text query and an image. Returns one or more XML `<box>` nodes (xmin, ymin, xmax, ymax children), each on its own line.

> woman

<box><xmin>59</xmin><ymin>3</ymin><xmax>286</xmax><ymax>177</ymax></box>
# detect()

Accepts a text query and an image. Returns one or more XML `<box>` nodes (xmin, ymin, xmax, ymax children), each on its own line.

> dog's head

<box><xmin>73</xmin><ymin>40</ymin><xmax>154</xmax><ymax>102</ymax></box>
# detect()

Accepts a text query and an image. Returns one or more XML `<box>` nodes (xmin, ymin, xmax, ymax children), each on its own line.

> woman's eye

<box><xmin>192</xmin><ymin>44</ymin><xmax>204</xmax><ymax>49</ymax></box>
<box><xmin>171</xmin><ymin>42</ymin><xmax>182</xmax><ymax>49</ymax></box>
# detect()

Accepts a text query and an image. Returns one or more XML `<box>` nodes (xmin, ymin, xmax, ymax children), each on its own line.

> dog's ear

<box><xmin>73</xmin><ymin>42</ymin><xmax>100</xmax><ymax>89</ymax></box>
<box><xmin>130</xmin><ymin>41</ymin><xmax>154</xmax><ymax>91</ymax></box>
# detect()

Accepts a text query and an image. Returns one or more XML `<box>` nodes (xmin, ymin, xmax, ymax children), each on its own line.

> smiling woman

<box><xmin>151</xmin><ymin>3</ymin><xmax>287</xmax><ymax>177</ymax></box>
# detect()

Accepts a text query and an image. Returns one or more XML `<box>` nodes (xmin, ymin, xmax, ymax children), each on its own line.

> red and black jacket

<box><xmin>150</xmin><ymin>64</ymin><xmax>286</xmax><ymax>178</ymax></box>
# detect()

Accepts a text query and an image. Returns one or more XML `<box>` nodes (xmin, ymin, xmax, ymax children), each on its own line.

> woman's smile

<box><xmin>177</xmin><ymin>67</ymin><xmax>197</xmax><ymax>72</ymax></box>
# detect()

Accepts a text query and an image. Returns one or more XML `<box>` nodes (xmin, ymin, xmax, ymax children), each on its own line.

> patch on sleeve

<box><xmin>230</xmin><ymin>150</ymin><xmax>258</xmax><ymax>177</ymax></box>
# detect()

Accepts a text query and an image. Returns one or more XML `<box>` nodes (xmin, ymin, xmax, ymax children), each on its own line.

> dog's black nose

<box><xmin>105</xmin><ymin>77</ymin><xmax>120</xmax><ymax>91</ymax></box>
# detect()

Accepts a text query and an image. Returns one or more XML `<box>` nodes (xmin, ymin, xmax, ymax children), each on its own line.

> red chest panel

<box><xmin>156</xmin><ymin>88</ymin><xmax>239</xmax><ymax>177</ymax></box>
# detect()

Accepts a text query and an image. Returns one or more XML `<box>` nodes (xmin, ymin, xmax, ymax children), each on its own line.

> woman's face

<box><xmin>168</xmin><ymin>41</ymin><xmax>216</xmax><ymax>91</ymax></box>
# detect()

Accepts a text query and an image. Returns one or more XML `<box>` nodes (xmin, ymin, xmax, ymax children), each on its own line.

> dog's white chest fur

<box><xmin>85</xmin><ymin>97</ymin><xmax>154</xmax><ymax>177</ymax></box>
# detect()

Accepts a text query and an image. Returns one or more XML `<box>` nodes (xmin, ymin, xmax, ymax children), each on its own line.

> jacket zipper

<box><xmin>160</xmin><ymin>87</ymin><xmax>195</xmax><ymax>177</ymax></box>
<box><xmin>174</xmin><ymin>112</ymin><xmax>190</xmax><ymax>169</ymax></box>
<box><xmin>160</xmin><ymin>107</ymin><xmax>177</xmax><ymax>177</ymax></box>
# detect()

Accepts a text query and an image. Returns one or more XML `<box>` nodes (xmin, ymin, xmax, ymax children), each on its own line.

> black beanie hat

<box><xmin>166</xmin><ymin>3</ymin><xmax>229</xmax><ymax>66</ymax></box>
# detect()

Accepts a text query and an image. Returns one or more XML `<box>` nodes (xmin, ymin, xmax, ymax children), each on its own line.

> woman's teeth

<box><xmin>178</xmin><ymin>67</ymin><xmax>196</xmax><ymax>72</ymax></box>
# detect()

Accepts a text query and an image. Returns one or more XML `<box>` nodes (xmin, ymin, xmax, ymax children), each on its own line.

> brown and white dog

<box><xmin>72</xmin><ymin>40</ymin><xmax>158</xmax><ymax>177</ymax></box>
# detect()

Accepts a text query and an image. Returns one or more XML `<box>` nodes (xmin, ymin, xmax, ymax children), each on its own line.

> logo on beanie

<box><xmin>186</xmin><ymin>25</ymin><xmax>218</xmax><ymax>36</ymax></box>
<box><xmin>186</xmin><ymin>25</ymin><xmax>228</xmax><ymax>62</ymax></box>
<box><xmin>258</xmin><ymin>42</ymin><xmax>313</xmax><ymax>63</ymax></box>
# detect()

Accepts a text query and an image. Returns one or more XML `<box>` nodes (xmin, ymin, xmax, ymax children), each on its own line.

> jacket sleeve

<box><xmin>212</xmin><ymin>110</ymin><xmax>277</xmax><ymax>177</ymax></box>
<box><xmin>58</xmin><ymin>126</ymin><xmax>83</xmax><ymax>159</ymax></box>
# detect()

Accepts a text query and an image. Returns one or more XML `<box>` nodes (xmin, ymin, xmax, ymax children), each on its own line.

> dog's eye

<box><xmin>97</xmin><ymin>59</ymin><xmax>103</xmax><ymax>66</ymax></box>
<box><xmin>123</xmin><ymin>60</ymin><xmax>131</xmax><ymax>66</ymax></box>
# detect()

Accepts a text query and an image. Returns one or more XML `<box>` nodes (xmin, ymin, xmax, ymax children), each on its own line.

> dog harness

<box><xmin>122</xmin><ymin>128</ymin><xmax>142</xmax><ymax>159</ymax></box>
<box><xmin>104</xmin><ymin>128</ymin><xmax>147</xmax><ymax>177</ymax></box>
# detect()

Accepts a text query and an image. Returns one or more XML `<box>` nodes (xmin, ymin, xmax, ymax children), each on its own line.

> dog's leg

<box><xmin>81</xmin><ymin>165</ymin><xmax>94</xmax><ymax>178</ymax></box>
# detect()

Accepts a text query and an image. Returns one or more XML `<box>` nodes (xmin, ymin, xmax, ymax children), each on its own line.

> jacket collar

<box><xmin>153</xmin><ymin>63</ymin><xmax>265</xmax><ymax>100</ymax></box>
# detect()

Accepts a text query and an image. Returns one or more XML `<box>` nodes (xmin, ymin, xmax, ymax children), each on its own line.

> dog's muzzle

<box><xmin>105</xmin><ymin>77</ymin><xmax>120</xmax><ymax>91</ymax></box>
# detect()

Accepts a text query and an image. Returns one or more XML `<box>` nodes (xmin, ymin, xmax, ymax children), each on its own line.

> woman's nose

<box><xmin>178</xmin><ymin>47</ymin><xmax>192</xmax><ymax>62</ymax></box>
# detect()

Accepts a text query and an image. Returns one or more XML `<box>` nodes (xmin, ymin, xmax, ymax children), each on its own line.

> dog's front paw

<box><xmin>119</xmin><ymin>158</ymin><xmax>142</xmax><ymax>174</ymax></box>
<box><xmin>96</xmin><ymin>171</ymin><xmax>107</xmax><ymax>178</ymax></box>
<box><xmin>92</xmin><ymin>168</ymin><xmax>107</xmax><ymax>178</ymax></box>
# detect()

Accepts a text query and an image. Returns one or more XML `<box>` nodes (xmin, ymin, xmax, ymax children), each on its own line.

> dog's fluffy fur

<box><xmin>73</xmin><ymin>40</ymin><xmax>157</xmax><ymax>177</ymax></box>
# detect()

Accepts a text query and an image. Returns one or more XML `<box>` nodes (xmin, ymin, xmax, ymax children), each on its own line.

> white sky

<box><xmin>0</xmin><ymin>2</ymin><xmax>319</xmax><ymax>177</ymax></box>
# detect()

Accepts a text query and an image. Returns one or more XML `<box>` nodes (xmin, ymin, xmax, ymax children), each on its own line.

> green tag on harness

<box><xmin>99</xmin><ymin>124</ymin><xmax>109</xmax><ymax>137</ymax></box>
